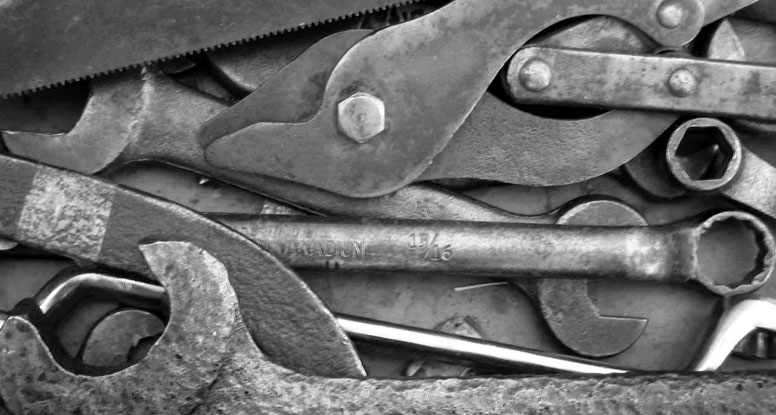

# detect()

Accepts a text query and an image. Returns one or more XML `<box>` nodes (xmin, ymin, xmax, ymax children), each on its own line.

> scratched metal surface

<box><xmin>0</xmin><ymin>161</ymin><xmax>763</xmax><ymax>375</ymax></box>
<box><xmin>2</xmin><ymin>67</ymin><xmax>776</xmax><ymax>379</ymax></box>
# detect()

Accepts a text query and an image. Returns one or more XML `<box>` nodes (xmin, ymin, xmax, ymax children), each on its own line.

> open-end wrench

<box><xmin>511</xmin><ymin>199</ymin><xmax>650</xmax><ymax>357</ymax></box>
<box><xmin>24</xmin><ymin>267</ymin><xmax>628</xmax><ymax>375</ymax></box>
<box><xmin>0</xmin><ymin>66</ymin><xmax>658</xmax><ymax>357</ymax></box>
<box><xmin>3</xmin><ymin>241</ymin><xmax>776</xmax><ymax>414</ymax></box>
<box><xmin>215</xmin><ymin>210</ymin><xmax>775</xmax><ymax>297</ymax></box>
<box><xmin>0</xmin><ymin>152</ymin><xmax>363</xmax><ymax>377</ymax></box>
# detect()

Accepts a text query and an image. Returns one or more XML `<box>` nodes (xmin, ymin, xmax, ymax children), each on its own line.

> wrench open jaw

<box><xmin>0</xmin><ymin>153</ymin><xmax>364</xmax><ymax>377</ymax></box>
<box><xmin>4</xmin><ymin>242</ymin><xmax>776</xmax><ymax>414</ymax></box>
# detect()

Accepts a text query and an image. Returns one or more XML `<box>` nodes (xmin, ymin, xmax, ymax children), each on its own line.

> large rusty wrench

<box><xmin>0</xmin><ymin>153</ymin><xmax>363</xmax><ymax>377</ymax></box>
<box><xmin>3</xmin><ymin>241</ymin><xmax>776</xmax><ymax>414</ymax></box>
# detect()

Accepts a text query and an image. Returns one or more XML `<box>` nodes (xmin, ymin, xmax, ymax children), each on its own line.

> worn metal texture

<box><xmin>706</xmin><ymin>18</ymin><xmax>776</xmax><ymax>136</ymax></box>
<box><xmin>663</xmin><ymin>118</ymin><xmax>776</xmax><ymax>221</ymax></box>
<box><xmin>4</xmin><ymin>242</ymin><xmax>776</xmax><ymax>414</ymax></box>
<box><xmin>203</xmin><ymin>16</ymin><xmax>677</xmax><ymax>187</ymax></box>
<box><xmin>507</xmin><ymin>46</ymin><xmax>776</xmax><ymax>121</ymax></box>
<box><xmin>0</xmin><ymin>94</ymin><xmax>735</xmax><ymax>362</ymax></box>
<box><xmin>736</xmin><ymin>0</ymin><xmax>776</xmax><ymax>23</ymax></box>
<box><xmin>2</xmin><ymin>67</ymin><xmax>652</xmax><ymax>359</ymax></box>
<box><xmin>217</xmin><ymin>211</ymin><xmax>775</xmax><ymax>296</ymax></box>
<box><xmin>337</xmin><ymin>314</ymin><xmax>627</xmax><ymax>374</ymax></box>
<box><xmin>2</xmin><ymin>168</ymin><xmax>731</xmax><ymax>370</ymax></box>
<box><xmin>204</xmin><ymin>0</ymin><xmax>704</xmax><ymax>197</ymax></box>
<box><xmin>694</xmin><ymin>298</ymin><xmax>776</xmax><ymax>370</ymax></box>
<box><xmin>1</xmin><ymin>67</ymin><xmax>528</xmax><ymax>223</ymax></box>
<box><xmin>405</xmin><ymin>316</ymin><xmax>482</xmax><ymax>377</ymax></box>
<box><xmin>199</xmin><ymin>30</ymin><xmax>372</xmax><ymax>144</ymax></box>
<box><xmin>0</xmin><ymin>153</ymin><xmax>363</xmax><ymax>377</ymax></box>
<box><xmin>41</xmin><ymin>270</ymin><xmax>627</xmax><ymax>375</ymax></box>
<box><xmin>0</xmin><ymin>0</ymin><xmax>421</xmax><ymax>97</ymax></box>
<box><xmin>1</xmin><ymin>63</ymin><xmax>720</xmax><ymax>356</ymax></box>
<box><xmin>206</xmin><ymin>2</ymin><xmax>445</xmax><ymax>95</ymax></box>
<box><xmin>81</xmin><ymin>309</ymin><xmax>165</xmax><ymax>367</ymax></box>
<box><xmin>734</xmin><ymin>330</ymin><xmax>776</xmax><ymax>360</ymax></box>
<box><xmin>0</xmin><ymin>242</ymin><xmax>240</xmax><ymax>413</ymax></box>
<box><xmin>513</xmin><ymin>200</ymin><xmax>650</xmax><ymax>358</ymax></box>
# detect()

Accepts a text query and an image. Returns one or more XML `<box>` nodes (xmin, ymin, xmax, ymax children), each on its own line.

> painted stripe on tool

<box><xmin>17</xmin><ymin>168</ymin><xmax>115</xmax><ymax>261</ymax></box>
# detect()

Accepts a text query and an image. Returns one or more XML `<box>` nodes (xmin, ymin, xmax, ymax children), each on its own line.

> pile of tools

<box><xmin>2</xmin><ymin>0</ymin><xmax>776</xmax><ymax>413</ymax></box>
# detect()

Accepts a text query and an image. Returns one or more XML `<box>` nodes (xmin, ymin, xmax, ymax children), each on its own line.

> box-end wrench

<box><xmin>3</xmin><ymin>241</ymin><xmax>776</xmax><ymax>414</ymax></box>
<box><xmin>217</xmin><ymin>211</ymin><xmax>774</xmax><ymax>296</ymax></box>
<box><xmin>0</xmin><ymin>67</ymin><xmax>655</xmax><ymax>357</ymax></box>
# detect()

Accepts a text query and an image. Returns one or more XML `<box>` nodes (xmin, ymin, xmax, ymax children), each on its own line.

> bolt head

<box><xmin>337</xmin><ymin>92</ymin><xmax>386</xmax><ymax>143</ymax></box>
<box><xmin>518</xmin><ymin>59</ymin><xmax>552</xmax><ymax>92</ymax></box>
<box><xmin>667</xmin><ymin>68</ymin><xmax>698</xmax><ymax>97</ymax></box>
<box><xmin>657</xmin><ymin>1</ymin><xmax>686</xmax><ymax>29</ymax></box>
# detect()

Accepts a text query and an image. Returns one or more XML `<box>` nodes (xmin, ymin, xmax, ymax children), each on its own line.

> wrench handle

<box><xmin>219</xmin><ymin>214</ymin><xmax>772</xmax><ymax>295</ymax></box>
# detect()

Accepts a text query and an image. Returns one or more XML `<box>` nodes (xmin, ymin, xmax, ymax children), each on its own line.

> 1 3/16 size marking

<box><xmin>408</xmin><ymin>232</ymin><xmax>452</xmax><ymax>262</ymax></box>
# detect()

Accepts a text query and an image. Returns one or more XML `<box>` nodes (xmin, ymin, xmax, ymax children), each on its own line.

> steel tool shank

<box><xmin>219</xmin><ymin>211</ymin><xmax>774</xmax><ymax>296</ymax></box>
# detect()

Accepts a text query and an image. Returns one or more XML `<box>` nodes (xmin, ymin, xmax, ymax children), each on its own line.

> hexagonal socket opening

<box><xmin>667</xmin><ymin>120</ymin><xmax>743</xmax><ymax>193</ymax></box>
<box><xmin>674</xmin><ymin>126</ymin><xmax>735</xmax><ymax>181</ymax></box>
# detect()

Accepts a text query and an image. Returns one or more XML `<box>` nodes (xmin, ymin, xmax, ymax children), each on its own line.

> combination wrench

<box><xmin>216</xmin><ymin>211</ymin><xmax>774</xmax><ymax>296</ymax></box>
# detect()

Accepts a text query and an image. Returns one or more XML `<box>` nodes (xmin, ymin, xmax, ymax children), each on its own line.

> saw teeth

<box><xmin>1</xmin><ymin>0</ymin><xmax>430</xmax><ymax>99</ymax></box>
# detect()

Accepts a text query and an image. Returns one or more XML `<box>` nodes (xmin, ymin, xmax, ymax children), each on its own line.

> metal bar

<box><xmin>338</xmin><ymin>314</ymin><xmax>627</xmax><ymax>374</ymax></box>
<box><xmin>506</xmin><ymin>46</ymin><xmax>776</xmax><ymax>121</ymax></box>
<box><xmin>216</xmin><ymin>212</ymin><xmax>773</xmax><ymax>295</ymax></box>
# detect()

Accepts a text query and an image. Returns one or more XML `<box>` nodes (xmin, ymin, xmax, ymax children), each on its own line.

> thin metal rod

<box><xmin>338</xmin><ymin>314</ymin><xmax>627</xmax><ymax>374</ymax></box>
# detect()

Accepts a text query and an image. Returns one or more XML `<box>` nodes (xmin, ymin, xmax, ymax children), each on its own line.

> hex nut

<box><xmin>337</xmin><ymin>92</ymin><xmax>386</xmax><ymax>143</ymax></box>
<box><xmin>666</xmin><ymin>118</ymin><xmax>742</xmax><ymax>192</ymax></box>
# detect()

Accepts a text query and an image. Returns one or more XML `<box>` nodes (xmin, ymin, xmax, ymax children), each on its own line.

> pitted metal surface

<box><xmin>3</xmin><ymin>0</ymin><xmax>776</xmax><ymax>410</ymax></box>
<box><xmin>0</xmin><ymin>153</ymin><xmax>363</xmax><ymax>377</ymax></box>
<box><xmin>4</xmin><ymin>242</ymin><xmax>776</xmax><ymax>414</ymax></box>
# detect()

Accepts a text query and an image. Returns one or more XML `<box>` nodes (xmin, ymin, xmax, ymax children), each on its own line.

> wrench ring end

<box><xmin>693</xmin><ymin>211</ymin><xmax>776</xmax><ymax>296</ymax></box>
